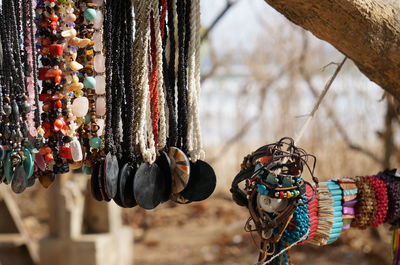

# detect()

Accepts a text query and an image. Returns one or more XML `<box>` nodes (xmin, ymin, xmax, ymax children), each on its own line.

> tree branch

<box><xmin>201</xmin><ymin>0</ymin><xmax>239</xmax><ymax>43</ymax></box>
<box><xmin>263</xmin><ymin>0</ymin><xmax>400</xmax><ymax>100</ymax></box>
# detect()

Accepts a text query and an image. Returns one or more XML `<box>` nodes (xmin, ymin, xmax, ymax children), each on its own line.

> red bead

<box><xmin>38</xmin><ymin>68</ymin><xmax>49</xmax><ymax>80</ymax></box>
<box><xmin>42</xmin><ymin>122</ymin><xmax>51</xmax><ymax>130</ymax></box>
<box><xmin>39</xmin><ymin>94</ymin><xmax>52</xmax><ymax>102</ymax></box>
<box><xmin>45</xmin><ymin>68</ymin><xmax>62</xmax><ymax>79</ymax></box>
<box><xmin>54</xmin><ymin>100</ymin><xmax>62</xmax><ymax>109</ymax></box>
<box><xmin>50</xmin><ymin>21</ymin><xmax>57</xmax><ymax>30</ymax></box>
<box><xmin>42</xmin><ymin>102</ymin><xmax>52</xmax><ymax>112</ymax></box>
<box><xmin>279</xmin><ymin>191</ymin><xmax>284</xmax><ymax>199</ymax></box>
<box><xmin>45</xmin><ymin>153</ymin><xmax>54</xmax><ymax>163</ymax></box>
<box><xmin>59</xmin><ymin>146</ymin><xmax>72</xmax><ymax>160</ymax></box>
<box><xmin>49</xmin><ymin>44</ymin><xmax>63</xmax><ymax>56</ymax></box>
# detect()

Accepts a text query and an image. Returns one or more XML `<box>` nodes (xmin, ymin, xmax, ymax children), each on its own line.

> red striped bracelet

<box><xmin>305</xmin><ymin>184</ymin><xmax>319</xmax><ymax>242</ymax></box>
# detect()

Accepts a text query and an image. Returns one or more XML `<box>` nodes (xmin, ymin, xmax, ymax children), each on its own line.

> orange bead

<box><xmin>45</xmin><ymin>153</ymin><xmax>54</xmax><ymax>163</ymax></box>
<box><xmin>49</xmin><ymin>14</ymin><xmax>59</xmax><ymax>22</ymax></box>
<box><xmin>54</xmin><ymin>75</ymin><xmax>62</xmax><ymax>84</ymax></box>
<box><xmin>39</xmin><ymin>146</ymin><xmax>52</xmax><ymax>155</ymax></box>
<box><xmin>54</xmin><ymin>119</ymin><xmax>64</xmax><ymax>131</ymax></box>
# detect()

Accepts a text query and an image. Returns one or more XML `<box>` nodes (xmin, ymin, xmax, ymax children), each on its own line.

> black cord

<box><xmin>176</xmin><ymin>0</ymin><xmax>188</xmax><ymax>152</ymax></box>
<box><xmin>122</xmin><ymin>0</ymin><xmax>136</xmax><ymax>164</ymax></box>
<box><xmin>166</xmin><ymin>0</ymin><xmax>177</xmax><ymax>147</ymax></box>
<box><xmin>104</xmin><ymin>0</ymin><xmax>115</xmax><ymax>154</ymax></box>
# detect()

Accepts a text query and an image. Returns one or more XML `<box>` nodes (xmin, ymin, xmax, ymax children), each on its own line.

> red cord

<box><xmin>149</xmin><ymin>13</ymin><xmax>160</xmax><ymax>146</ymax></box>
<box><xmin>160</xmin><ymin>0</ymin><xmax>168</xmax><ymax>38</ymax></box>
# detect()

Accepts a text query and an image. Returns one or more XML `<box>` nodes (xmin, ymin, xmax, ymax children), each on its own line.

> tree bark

<box><xmin>263</xmin><ymin>0</ymin><xmax>400</xmax><ymax>100</ymax></box>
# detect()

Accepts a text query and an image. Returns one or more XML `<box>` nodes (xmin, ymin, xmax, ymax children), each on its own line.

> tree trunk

<box><xmin>263</xmin><ymin>0</ymin><xmax>400</xmax><ymax>100</ymax></box>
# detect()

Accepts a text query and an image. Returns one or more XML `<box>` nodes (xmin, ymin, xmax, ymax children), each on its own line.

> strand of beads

<box><xmin>76</xmin><ymin>0</ymin><xmax>102</xmax><ymax>174</ymax></box>
<box><xmin>36</xmin><ymin>0</ymin><xmax>66</xmax><ymax>186</ymax></box>
<box><xmin>91</xmin><ymin>0</ymin><xmax>106</xmax><ymax>169</ymax></box>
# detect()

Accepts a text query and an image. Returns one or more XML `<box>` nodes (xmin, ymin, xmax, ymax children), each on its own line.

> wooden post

<box><xmin>40</xmin><ymin>173</ymin><xmax>134</xmax><ymax>265</ymax></box>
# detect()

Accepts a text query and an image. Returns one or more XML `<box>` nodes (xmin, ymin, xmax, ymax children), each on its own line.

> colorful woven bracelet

<box><xmin>304</xmin><ymin>184</ymin><xmax>319</xmax><ymax>243</ymax></box>
<box><xmin>379</xmin><ymin>171</ymin><xmax>400</xmax><ymax>225</ymax></box>
<box><xmin>326</xmin><ymin>181</ymin><xmax>343</xmax><ymax>244</ymax></box>
<box><xmin>337</xmin><ymin>178</ymin><xmax>358</xmax><ymax>229</ymax></box>
<box><xmin>367</xmin><ymin>175</ymin><xmax>388</xmax><ymax>227</ymax></box>
<box><xmin>308</xmin><ymin>182</ymin><xmax>333</xmax><ymax>246</ymax></box>
<box><xmin>351</xmin><ymin>176</ymin><xmax>377</xmax><ymax>229</ymax></box>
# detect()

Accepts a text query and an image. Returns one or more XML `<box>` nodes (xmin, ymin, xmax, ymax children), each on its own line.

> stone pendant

<box><xmin>11</xmin><ymin>164</ymin><xmax>27</xmax><ymax>194</ymax></box>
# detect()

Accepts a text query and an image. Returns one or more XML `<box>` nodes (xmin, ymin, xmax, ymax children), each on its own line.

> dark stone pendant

<box><xmin>180</xmin><ymin>160</ymin><xmax>217</xmax><ymax>202</ymax></box>
<box><xmin>133</xmin><ymin>162</ymin><xmax>163</xmax><ymax>210</ymax></box>
<box><xmin>114</xmin><ymin>162</ymin><xmax>137</xmax><ymax>208</ymax></box>
<box><xmin>11</xmin><ymin>164</ymin><xmax>27</xmax><ymax>194</ymax></box>
<box><xmin>91</xmin><ymin>162</ymin><xmax>104</xmax><ymax>202</ymax></box>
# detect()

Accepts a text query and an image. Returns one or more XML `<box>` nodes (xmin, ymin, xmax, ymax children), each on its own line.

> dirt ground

<box><xmin>125</xmin><ymin>194</ymin><xmax>392</xmax><ymax>265</ymax></box>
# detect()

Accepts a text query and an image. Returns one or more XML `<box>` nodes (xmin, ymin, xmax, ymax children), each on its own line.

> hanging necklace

<box><xmin>0</xmin><ymin>0</ymin><xmax>37</xmax><ymax>193</ymax></box>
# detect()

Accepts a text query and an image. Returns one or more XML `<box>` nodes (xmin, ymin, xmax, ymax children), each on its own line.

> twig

<box><xmin>201</xmin><ymin>0</ymin><xmax>239</xmax><ymax>43</ymax></box>
<box><xmin>294</xmin><ymin>56</ymin><xmax>347</xmax><ymax>144</ymax></box>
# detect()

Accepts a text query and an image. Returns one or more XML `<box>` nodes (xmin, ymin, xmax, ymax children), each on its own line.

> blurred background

<box><xmin>7</xmin><ymin>0</ymin><xmax>399</xmax><ymax>264</ymax></box>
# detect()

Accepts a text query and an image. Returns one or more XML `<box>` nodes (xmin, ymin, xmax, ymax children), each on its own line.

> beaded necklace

<box><xmin>1</xmin><ymin>0</ymin><xmax>37</xmax><ymax>192</ymax></box>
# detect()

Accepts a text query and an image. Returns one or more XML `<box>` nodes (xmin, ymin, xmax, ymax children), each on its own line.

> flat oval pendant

<box><xmin>91</xmin><ymin>162</ymin><xmax>104</xmax><ymax>201</ymax></box>
<box><xmin>156</xmin><ymin>152</ymin><xmax>172</xmax><ymax>202</ymax></box>
<box><xmin>116</xmin><ymin>163</ymin><xmax>137</xmax><ymax>208</ymax></box>
<box><xmin>23</xmin><ymin>149</ymin><xmax>34</xmax><ymax>178</ymax></box>
<box><xmin>180</xmin><ymin>160</ymin><xmax>217</xmax><ymax>202</ymax></box>
<box><xmin>11</xmin><ymin>164</ymin><xmax>27</xmax><ymax>193</ymax></box>
<box><xmin>4</xmin><ymin>151</ymin><xmax>13</xmax><ymax>184</ymax></box>
<box><xmin>134</xmin><ymin>163</ymin><xmax>163</xmax><ymax>210</ymax></box>
<box><xmin>104</xmin><ymin>153</ymin><xmax>118</xmax><ymax>199</ymax></box>
<box><xmin>168</xmin><ymin>147</ymin><xmax>190</xmax><ymax>194</ymax></box>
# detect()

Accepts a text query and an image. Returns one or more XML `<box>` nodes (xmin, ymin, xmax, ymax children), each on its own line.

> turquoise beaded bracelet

<box><xmin>326</xmin><ymin>181</ymin><xmax>343</xmax><ymax>244</ymax></box>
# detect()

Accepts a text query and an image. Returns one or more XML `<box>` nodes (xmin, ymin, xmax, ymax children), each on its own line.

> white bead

<box><xmin>94</xmin><ymin>54</ymin><xmax>105</xmax><ymax>73</ymax></box>
<box><xmin>70</xmin><ymin>138</ymin><xmax>83</xmax><ymax>162</ymax></box>
<box><xmin>72</xmin><ymin>97</ymin><xmax>89</xmax><ymax>117</ymax></box>
<box><xmin>95</xmin><ymin>76</ymin><xmax>106</xmax><ymax>94</ymax></box>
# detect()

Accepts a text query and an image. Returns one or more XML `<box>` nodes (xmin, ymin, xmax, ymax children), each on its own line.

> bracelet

<box><xmin>281</xmin><ymin>203</ymin><xmax>310</xmax><ymax>244</ymax></box>
<box><xmin>337</xmin><ymin>178</ymin><xmax>358</xmax><ymax>229</ymax></box>
<box><xmin>379</xmin><ymin>171</ymin><xmax>400</xmax><ymax>226</ymax></box>
<box><xmin>351</xmin><ymin>176</ymin><xmax>377</xmax><ymax>229</ymax></box>
<box><xmin>304</xmin><ymin>184</ymin><xmax>318</xmax><ymax>243</ymax></box>
<box><xmin>308</xmin><ymin>182</ymin><xmax>333</xmax><ymax>246</ymax></box>
<box><xmin>326</xmin><ymin>181</ymin><xmax>343</xmax><ymax>244</ymax></box>
<box><xmin>367</xmin><ymin>176</ymin><xmax>388</xmax><ymax>227</ymax></box>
